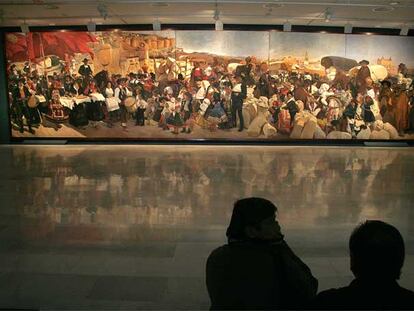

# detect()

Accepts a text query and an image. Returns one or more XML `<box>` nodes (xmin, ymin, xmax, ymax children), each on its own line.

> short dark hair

<box><xmin>349</xmin><ymin>220</ymin><xmax>405</xmax><ymax>280</ymax></box>
<box><xmin>226</xmin><ymin>197</ymin><xmax>277</xmax><ymax>241</ymax></box>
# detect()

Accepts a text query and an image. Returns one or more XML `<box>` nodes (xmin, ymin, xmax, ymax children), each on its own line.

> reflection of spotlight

<box><xmin>87</xmin><ymin>21</ymin><xmax>96</xmax><ymax>32</ymax></box>
<box><xmin>153</xmin><ymin>19</ymin><xmax>161</xmax><ymax>31</ymax></box>
<box><xmin>283</xmin><ymin>22</ymin><xmax>291</xmax><ymax>32</ymax></box>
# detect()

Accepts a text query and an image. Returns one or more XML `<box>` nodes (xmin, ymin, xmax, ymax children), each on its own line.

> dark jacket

<box><xmin>286</xmin><ymin>98</ymin><xmax>299</xmax><ymax>123</ymax></box>
<box><xmin>206</xmin><ymin>240</ymin><xmax>318</xmax><ymax>310</ymax></box>
<box><xmin>12</xmin><ymin>85</ymin><xmax>31</xmax><ymax>102</ymax></box>
<box><xmin>78</xmin><ymin>64</ymin><xmax>93</xmax><ymax>77</ymax></box>
<box><xmin>231</xmin><ymin>82</ymin><xmax>247</xmax><ymax>109</ymax></box>
<box><xmin>356</xmin><ymin>66</ymin><xmax>371</xmax><ymax>92</ymax></box>
<box><xmin>312</xmin><ymin>278</ymin><xmax>414</xmax><ymax>310</ymax></box>
<box><xmin>294</xmin><ymin>87</ymin><xmax>309</xmax><ymax>105</ymax></box>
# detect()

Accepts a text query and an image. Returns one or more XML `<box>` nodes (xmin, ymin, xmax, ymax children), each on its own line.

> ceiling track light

<box><xmin>20</xmin><ymin>21</ymin><xmax>29</xmax><ymax>34</ymax></box>
<box><xmin>344</xmin><ymin>23</ymin><xmax>352</xmax><ymax>34</ymax></box>
<box><xmin>153</xmin><ymin>19</ymin><xmax>161</xmax><ymax>31</ymax></box>
<box><xmin>215</xmin><ymin>19</ymin><xmax>223</xmax><ymax>31</ymax></box>
<box><xmin>213</xmin><ymin>2</ymin><xmax>223</xmax><ymax>31</ymax></box>
<box><xmin>400</xmin><ymin>25</ymin><xmax>409</xmax><ymax>36</ymax></box>
<box><xmin>87</xmin><ymin>20</ymin><xmax>96</xmax><ymax>32</ymax></box>
<box><xmin>283</xmin><ymin>22</ymin><xmax>292</xmax><ymax>32</ymax></box>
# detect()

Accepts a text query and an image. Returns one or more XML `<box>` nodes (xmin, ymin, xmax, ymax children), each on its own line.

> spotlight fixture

<box><xmin>400</xmin><ymin>25</ymin><xmax>409</xmax><ymax>36</ymax></box>
<box><xmin>344</xmin><ymin>23</ymin><xmax>352</xmax><ymax>34</ymax></box>
<box><xmin>20</xmin><ymin>22</ymin><xmax>29</xmax><ymax>34</ymax></box>
<box><xmin>153</xmin><ymin>19</ymin><xmax>161</xmax><ymax>31</ymax></box>
<box><xmin>87</xmin><ymin>21</ymin><xmax>96</xmax><ymax>32</ymax></box>
<box><xmin>215</xmin><ymin>19</ymin><xmax>223</xmax><ymax>31</ymax></box>
<box><xmin>283</xmin><ymin>22</ymin><xmax>291</xmax><ymax>32</ymax></box>
<box><xmin>213</xmin><ymin>3</ymin><xmax>223</xmax><ymax>31</ymax></box>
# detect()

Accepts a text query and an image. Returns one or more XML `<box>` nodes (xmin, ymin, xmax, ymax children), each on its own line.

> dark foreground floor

<box><xmin>0</xmin><ymin>145</ymin><xmax>413</xmax><ymax>310</ymax></box>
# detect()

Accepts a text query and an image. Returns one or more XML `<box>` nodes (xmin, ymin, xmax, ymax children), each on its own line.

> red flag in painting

<box><xmin>6</xmin><ymin>31</ymin><xmax>97</xmax><ymax>62</ymax></box>
<box><xmin>5</xmin><ymin>33</ymin><xmax>29</xmax><ymax>62</ymax></box>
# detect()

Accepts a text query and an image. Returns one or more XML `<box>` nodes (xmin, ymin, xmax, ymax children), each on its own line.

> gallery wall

<box><xmin>3</xmin><ymin>29</ymin><xmax>414</xmax><ymax>142</ymax></box>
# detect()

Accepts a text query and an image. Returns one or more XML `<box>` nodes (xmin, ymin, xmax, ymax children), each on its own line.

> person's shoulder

<box><xmin>316</xmin><ymin>286</ymin><xmax>349</xmax><ymax>298</ymax></box>
<box><xmin>312</xmin><ymin>286</ymin><xmax>351</xmax><ymax>308</ymax></box>
<box><xmin>207</xmin><ymin>245</ymin><xmax>229</xmax><ymax>258</ymax></box>
<box><xmin>206</xmin><ymin>244</ymin><xmax>232</xmax><ymax>266</ymax></box>
<box><xmin>207</xmin><ymin>242</ymin><xmax>272</xmax><ymax>261</ymax></box>
<box><xmin>396</xmin><ymin>284</ymin><xmax>414</xmax><ymax>301</ymax></box>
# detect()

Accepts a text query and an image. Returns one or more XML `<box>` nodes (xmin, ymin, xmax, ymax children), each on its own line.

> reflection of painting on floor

<box><xmin>5</xmin><ymin>30</ymin><xmax>414</xmax><ymax>140</ymax></box>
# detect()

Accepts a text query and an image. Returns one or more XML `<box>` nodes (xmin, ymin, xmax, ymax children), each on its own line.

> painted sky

<box><xmin>176</xmin><ymin>31</ymin><xmax>269</xmax><ymax>59</ymax></box>
<box><xmin>345</xmin><ymin>35</ymin><xmax>414</xmax><ymax>67</ymax></box>
<box><xmin>270</xmin><ymin>32</ymin><xmax>346</xmax><ymax>61</ymax></box>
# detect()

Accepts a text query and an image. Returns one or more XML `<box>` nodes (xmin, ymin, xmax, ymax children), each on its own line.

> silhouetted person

<box><xmin>313</xmin><ymin>220</ymin><xmax>414</xmax><ymax>310</ymax></box>
<box><xmin>206</xmin><ymin>197</ymin><xmax>318</xmax><ymax>310</ymax></box>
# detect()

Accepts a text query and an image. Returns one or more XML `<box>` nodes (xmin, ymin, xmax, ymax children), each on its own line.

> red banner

<box><xmin>5</xmin><ymin>31</ymin><xmax>97</xmax><ymax>62</ymax></box>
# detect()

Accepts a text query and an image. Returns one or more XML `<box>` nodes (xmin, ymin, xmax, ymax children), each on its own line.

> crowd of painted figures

<box><xmin>7</xmin><ymin>56</ymin><xmax>414</xmax><ymax>139</ymax></box>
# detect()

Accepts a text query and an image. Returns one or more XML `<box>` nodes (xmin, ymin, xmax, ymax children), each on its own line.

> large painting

<box><xmin>4</xmin><ymin>30</ymin><xmax>414</xmax><ymax>141</ymax></box>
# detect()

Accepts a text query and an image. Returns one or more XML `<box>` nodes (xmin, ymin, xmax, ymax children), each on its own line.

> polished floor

<box><xmin>0</xmin><ymin>145</ymin><xmax>414</xmax><ymax>310</ymax></box>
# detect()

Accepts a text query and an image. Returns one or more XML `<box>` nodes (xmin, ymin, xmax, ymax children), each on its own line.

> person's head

<box><xmin>356</xmin><ymin>93</ymin><xmax>364</xmax><ymax>104</ymax></box>
<box><xmin>83</xmin><ymin>58</ymin><xmax>89</xmax><ymax>64</ymax></box>
<box><xmin>117</xmin><ymin>78</ymin><xmax>126</xmax><ymax>87</ymax></box>
<box><xmin>365</xmin><ymin>77</ymin><xmax>373</xmax><ymax>87</ymax></box>
<box><xmin>253</xmin><ymin>87</ymin><xmax>261</xmax><ymax>99</ymax></box>
<box><xmin>226</xmin><ymin>198</ymin><xmax>281</xmax><ymax>242</ymax></box>
<box><xmin>234</xmin><ymin>75</ymin><xmax>242</xmax><ymax>83</ymax></box>
<box><xmin>349</xmin><ymin>220</ymin><xmax>405</xmax><ymax>280</ymax></box>
<box><xmin>106</xmin><ymin>81</ymin><xmax>112</xmax><ymax>88</ymax></box>
<box><xmin>183</xmin><ymin>91</ymin><xmax>192</xmax><ymax>101</ymax></box>
<box><xmin>381</xmin><ymin>80</ymin><xmax>392</xmax><ymax>89</ymax></box>
<box><xmin>364</xmin><ymin>95</ymin><xmax>374</xmax><ymax>106</ymax></box>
